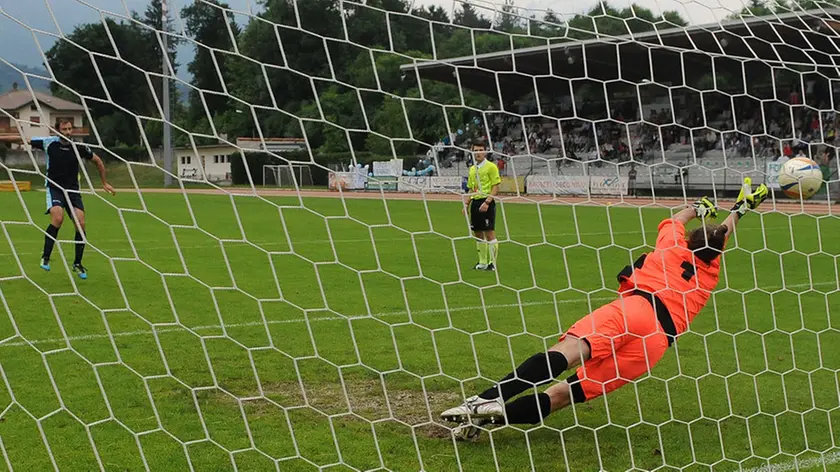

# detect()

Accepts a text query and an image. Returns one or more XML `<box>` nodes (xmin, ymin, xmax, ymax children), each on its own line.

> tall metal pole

<box><xmin>162</xmin><ymin>0</ymin><xmax>173</xmax><ymax>187</ymax></box>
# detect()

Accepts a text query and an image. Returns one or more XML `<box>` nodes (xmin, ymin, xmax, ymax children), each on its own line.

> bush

<box><xmin>230</xmin><ymin>152</ymin><xmax>275</xmax><ymax>185</ymax></box>
<box><xmin>97</xmin><ymin>146</ymin><xmax>150</xmax><ymax>163</ymax></box>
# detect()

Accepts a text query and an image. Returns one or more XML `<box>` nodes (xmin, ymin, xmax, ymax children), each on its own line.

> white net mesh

<box><xmin>0</xmin><ymin>0</ymin><xmax>840</xmax><ymax>470</ymax></box>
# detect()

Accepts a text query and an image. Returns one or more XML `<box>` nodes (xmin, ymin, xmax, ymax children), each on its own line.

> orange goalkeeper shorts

<box><xmin>561</xmin><ymin>295</ymin><xmax>670</xmax><ymax>402</ymax></box>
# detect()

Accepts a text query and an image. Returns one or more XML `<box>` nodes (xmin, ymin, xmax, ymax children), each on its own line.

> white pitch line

<box><xmin>1</xmin><ymin>281</ymin><xmax>836</xmax><ymax>349</ymax></box>
<box><xmin>0</xmin><ymin>229</ymin><xmax>652</xmax><ymax>258</ymax></box>
<box><xmin>0</xmin><ymin>225</ymin><xmax>800</xmax><ymax>258</ymax></box>
<box><xmin>0</xmin><ymin>299</ymin><xmax>587</xmax><ymax>348</ymax></box>
<box><xmin>741</xmin><ymin>451</ymin><xmax>840</xmax><ymax>472</ymax></box>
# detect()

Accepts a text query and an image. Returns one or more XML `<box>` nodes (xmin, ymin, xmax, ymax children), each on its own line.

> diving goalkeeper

<box><xmin>441</xmin><ymin>180</ymin><xmax>768</xmax><ymax>440</ymax></box>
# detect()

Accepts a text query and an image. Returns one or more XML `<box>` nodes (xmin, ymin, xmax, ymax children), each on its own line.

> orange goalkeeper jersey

<box><xmin>617</xmin><ymin>218</ymin><xmax>723</xmax><ymax>334</ymax></box>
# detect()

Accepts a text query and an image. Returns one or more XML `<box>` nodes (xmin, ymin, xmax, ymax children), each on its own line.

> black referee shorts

<box><xmin>469</xmin><ymin>198</ymin><xmax>496</xmax><ymax>232</ymax></box>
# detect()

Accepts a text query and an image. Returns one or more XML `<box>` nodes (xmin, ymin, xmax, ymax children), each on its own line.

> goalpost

<box><xmin>262</xmin><ymin>164</ymin><xmax>314</xmax><ymax>188</ymax></box>
<box><xmin>1</xmin><ymin>1</ymin><xmax>840</xmax><ymax>471</ymax></box>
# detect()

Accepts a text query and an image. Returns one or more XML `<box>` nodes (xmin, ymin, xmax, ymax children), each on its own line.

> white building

<box><xmin>0</xmin><ymin>84</ymin><xmax>88</xmax><ymax>146</ymax></box>
<box><xmin>236</xmin><ymin>137</ymin><xmax>307</xmax><ymax>153</ymax></box>
<box><xmin>176</xmin><ymin>138</ymin><xmax>307</xmax><ymax>182</ymax></box>
<box><xmin>176</xmin><ymin>144</ymin><xmax>235</xmax><ymax>181</ymax></box>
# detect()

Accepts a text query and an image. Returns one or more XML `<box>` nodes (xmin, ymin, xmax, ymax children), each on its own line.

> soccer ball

<box><xmin>452</xmin><ymin>421</ymin><xmax>483</xmax><ymax>442</ymax></box>
<box><xmin>777</xmin><ymin>157</ymin><xmax>823</xmax><ymax>200</ymax></box>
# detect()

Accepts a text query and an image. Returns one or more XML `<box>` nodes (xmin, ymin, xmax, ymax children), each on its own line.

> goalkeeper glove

<box><xmin>692</xmin><ymin>196</ymin><xmax>718</xmax><ymax>219</ymax></box>
<box><xmin>730</xmin><ymin>177</ymin><xmax>769</xmax><ymax>217</ymax></box>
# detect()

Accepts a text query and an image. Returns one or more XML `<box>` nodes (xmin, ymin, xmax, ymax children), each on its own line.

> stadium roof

<box><xmin>400</xmin><ymin>9</ymin><xmax>840</xmax><ymax>101</ymax></box>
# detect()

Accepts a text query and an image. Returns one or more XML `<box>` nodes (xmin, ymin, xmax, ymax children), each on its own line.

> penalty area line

<box><xmin>0</xmin><ymin>298</ymin><xmax>590</xmax><ymax>349</ymax></box>
<box><xmin>0</xmin><ymin>229</ymin><xmax>654</xmax><ymax>258</ymax></box>
<box><xmin>741</xmin><ymin>450</ymin><xmax>840</xmax><ymax>472</ymax></box>
<box><xmin>0</xmin><ymin>280</ymin><xmax>836</xmax><ymax>349</ymax></box>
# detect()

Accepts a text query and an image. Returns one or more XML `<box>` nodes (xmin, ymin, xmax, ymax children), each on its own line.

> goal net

<box><xmin>0</xmin><ymin>0</ymin><xmax>839</xmax><ymax>471</ymax></box>
<box><xmin>262</xmin><ymin>164</ymin><xmax>314</xmax><ymax>188</ymax></box>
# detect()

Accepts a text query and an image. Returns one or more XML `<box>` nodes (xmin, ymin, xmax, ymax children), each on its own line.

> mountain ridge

<box><xmin>0</xmin><ymin>62</ymin><xmax>51</xmax><ymax>93</ymax></box>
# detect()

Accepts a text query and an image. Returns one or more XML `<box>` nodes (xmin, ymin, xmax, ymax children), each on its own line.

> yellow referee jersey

<box><xmin>466</xmin><ymin>160</ymin><xmax>501</xmax><ymax>200</ymax></box>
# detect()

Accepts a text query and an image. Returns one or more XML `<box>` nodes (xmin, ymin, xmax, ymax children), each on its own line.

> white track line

<box><xmin>742</xmin><ymin>451</ymin><xmax>840</xmax><ymax>472</ymax></box>
<box><xmin>1</xmin><ymin>281</ymin><xmax>836</xmax><ymax>349</ymax></box>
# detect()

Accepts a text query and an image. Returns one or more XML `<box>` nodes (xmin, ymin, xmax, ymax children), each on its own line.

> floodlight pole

<box><xmin>162</xmin><ymin>0</ymin><xmax>173</xmax><ymax>187</ymax></box>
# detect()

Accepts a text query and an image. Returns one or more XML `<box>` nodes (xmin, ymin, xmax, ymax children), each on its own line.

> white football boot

<box><xmin>440</xmin><ymin>395</ymin><xmax>505</xmax><ymax>425</ymax></box>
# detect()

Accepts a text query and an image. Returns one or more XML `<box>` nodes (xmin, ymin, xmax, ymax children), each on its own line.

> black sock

<box><xmin>74</xmin><ymin>230</ymin><xmax>85</xmax><ymax>265</ymax></box>
<box><xmin>504</xmin><ymin>392</ymin><xmax>552</xmax><ymax>425</ymax></box>
<box><xmin>478</xmin><ymin>351</ymin><xmax>568</xmax><ymax>401</ymax></box>
<box><xmin>42</xmin><ymin>225</ymin><xmax>60</xmax><ymax>260</ymax></box>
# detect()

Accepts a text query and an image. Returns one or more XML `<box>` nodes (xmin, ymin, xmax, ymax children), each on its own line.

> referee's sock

<box><xmin>42</xmin><ymin>224</ymin><xmax>60</xmax><ymax>260</ymax></box>
<box><xmin>476</xmin><ymin>240</ymin><xmax>489</xmax><ymax>265</ymax></box>
<box><xmin>503</xmin><ymin>392</ymin><xmax>552</xmax><ymax>425</ymax></box>
<box><xmin>488</xmin><ymin>239</ymin><xmax>499</xmax><ymax>264</ymax></box>
<box><xmin>477</xmin><ymin>351</ymin><xmax>568</xmax><ymax>401</ymax></box>
<box><xmin>73</xmin><ymin>230</ymin><xmax>85</xmax><ymax>265</ymax></box>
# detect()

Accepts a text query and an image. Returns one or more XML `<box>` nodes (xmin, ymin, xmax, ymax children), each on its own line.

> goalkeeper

<box><xmin>441</xmin><ymin>180</ymin><xmax>768</xmax><ymax>440</ymax></box>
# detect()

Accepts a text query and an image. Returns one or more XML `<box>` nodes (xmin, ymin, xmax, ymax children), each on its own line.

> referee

<box><xmin>463</xmin><ymin>144</ymin><xmax>501</xmax><ymax>271</ymax></box>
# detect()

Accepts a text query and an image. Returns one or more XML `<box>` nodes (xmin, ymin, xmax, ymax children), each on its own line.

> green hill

<box><xmin>0</xmin><ymin>62</ymin><xmax>50</xmax><ymax>94</ymax></box>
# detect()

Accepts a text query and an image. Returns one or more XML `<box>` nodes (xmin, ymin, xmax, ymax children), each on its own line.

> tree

<box><xmin>730</xmin><ymin>0</ymin><xmax>776</xmax><ymax>17</ymax></box>
<box><xmin>45</xmin><ymin>19</ymin><xmax>161</xmax><ymax>146</ymax></box>
<box><xmin>662</xmin><ymin>10</ymin><xmax>688</xmax><ymax>26</ymax></box>
<box><xmin>784</xmin><ymin>0</ymin><xmax>839</xmax><ymax>10</ymax></box>
<box><xmin>495</xmin><ymin>0</ymin><xmax>521</xmax><ymax>33</ymax></box>
<box><xmin>345</xmin><ymin>1</ymin><xmax>401</xmax><ymax>49</ymax></box>
<box><xmin>366</xmin><ymin>97</ymin><xmax>413</xmax><ymax>155</ymax></box>
<box><xmin>728</xmin><ymin>0</ymin><xmax>804</xmax><ymax>18</ymax></box>
<box><xmin>198</xmin><ymin>0</ymin><xmax>695</xmax><ymax>156</ymax></box>
<box><xmin>455</xmin><ymin>3</ymin><xmax>492</xmax><ymax>29</ymax></box>
<box><xmin>138</xmin><ymin>0</ymin><xmax>182</xmax><ymax>147</ymax></box>
<box><xmin>415</xmin><ymin>4</ymin><xmax>450</xmax><ymax>23</ymax></box>
<box><xmin>533</xmin><ymin>9</ymin><xmax>566</xmax><ymax>38</ymax></box>
<box><xmin>181</xmin><ymin>0</ymin><xmax>241</xmax><ymax>128</ymax></box>
<box><xmin>567</xmin><ymin>2</ymin><xmax>687</xmax><ymax>40</ymax></box>
<box><xmin>141</xmin><ymin>0</ymin><xmax>179</xmax><ymax>69</ymax></box>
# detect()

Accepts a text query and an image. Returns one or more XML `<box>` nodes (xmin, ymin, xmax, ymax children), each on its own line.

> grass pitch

<box><xmin>0</xmin><ymin>188</ymin><xmax>839</xmax><ymax>471</ymax></box>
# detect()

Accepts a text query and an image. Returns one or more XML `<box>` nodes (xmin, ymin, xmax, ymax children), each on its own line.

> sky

<box><xmin>0</xmin><ymin>0</ymin><xmax>750</xmax><ymax>80</ymax></box>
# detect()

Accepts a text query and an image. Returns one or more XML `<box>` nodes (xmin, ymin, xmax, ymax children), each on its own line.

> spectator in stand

<box><xmin>425</xmin><ymin>147</ymin><xmax>435</xmax><ymax>166</ymax></box>
<box><xmin>617</xmin><ymin>141</ymin><xmax>628</xmax><ymax>161</ymax></box>
<box><xmin>447</xmin><ymin>78</ymin><xmax>839</xmax><ymax>166</ymax></box>
<box><xmin>503</xmin><ymin>139</ymin><xmax>515</xmax><ymax>157</ymax></box>
<box><xmin>818</xmin><ymin>148</ymin><xmax>833</xmax><ymax>168</ymax></box>
<box><xmin>603</xmin><ymin>142</ymin><xmax>615</xmax><ymax>160</ymax></box>
<box><xmin>628</xmin><ymin>164</ymin><xmax>638</xmax><ymax>197</ymax></box>
<box><xmin>705</xmin><ymin>130</ymin><xmax>717</xmax><ymax>151</ymax></box>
